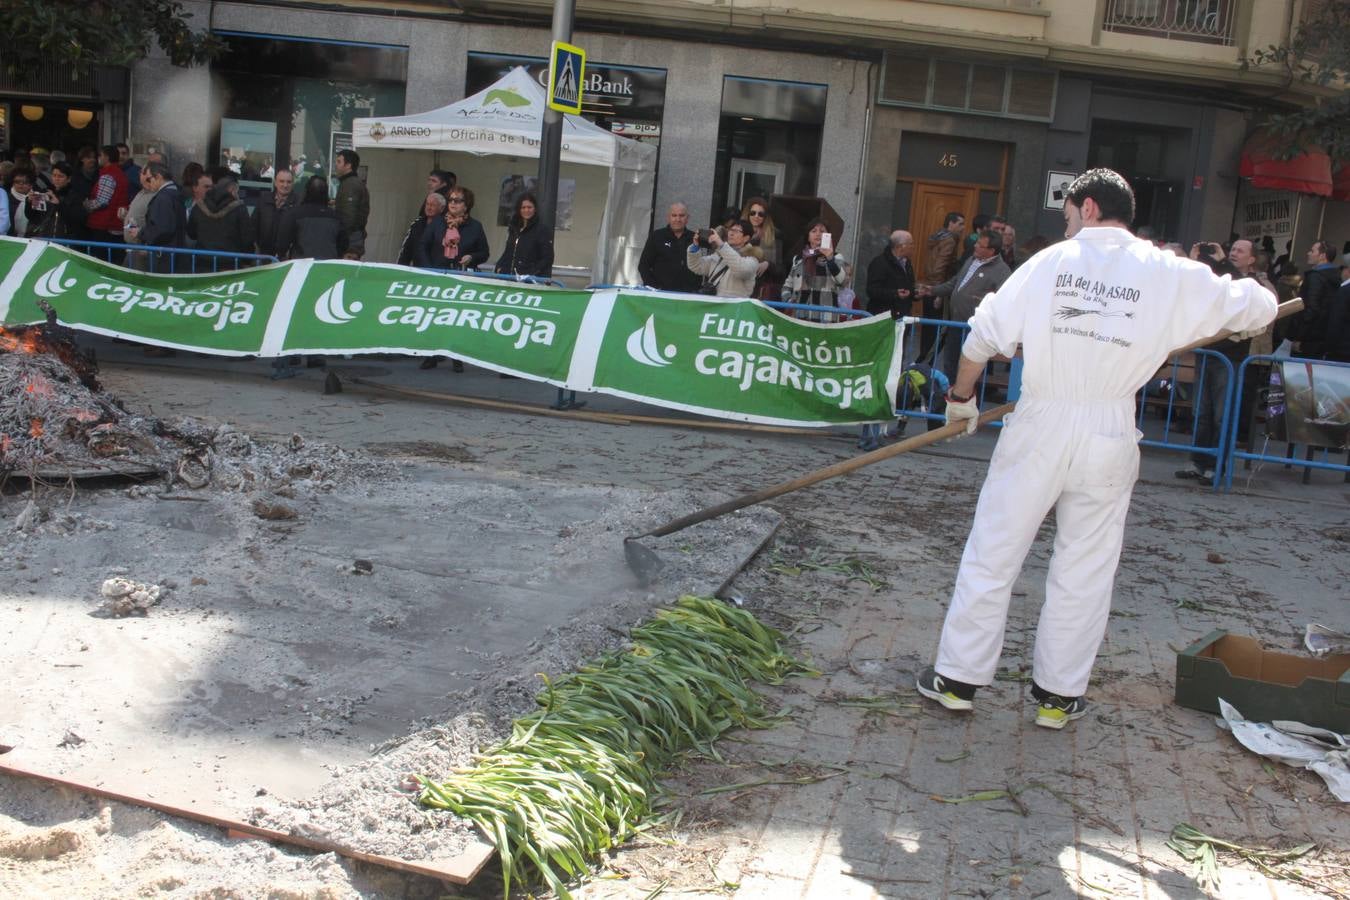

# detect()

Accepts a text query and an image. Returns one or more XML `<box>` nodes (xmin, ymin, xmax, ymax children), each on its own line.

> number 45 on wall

<box><xmin>938</xmin><ymin>153</ymin><xmax>959</xmax><ymax>168</ymax></box>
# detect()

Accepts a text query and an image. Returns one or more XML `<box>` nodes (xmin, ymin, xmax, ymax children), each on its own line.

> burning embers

<box><xmin>0</xmin><ymin>322</ymin><xmax>130</xmax><ymax>474</ymax></box>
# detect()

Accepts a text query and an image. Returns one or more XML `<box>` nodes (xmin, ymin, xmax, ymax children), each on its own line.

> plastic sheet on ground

<box><xmin>1217</xmin><ymin>698</ymin><xmax>1350</xmax><ymax>802</ymax></box>
<box><xmin>1305</xmin><ymin>623</ymin><xmax>1350</xmax><ymax>657</ymax></box>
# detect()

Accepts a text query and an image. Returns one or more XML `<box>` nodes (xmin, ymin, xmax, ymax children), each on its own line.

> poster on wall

<box><xmin>498</xmin><ymin>175</ymin><xmax>575</xmax><ymax>230</ymax></box>
<box><xmin>1233</xmin><ymin>184</ymin><xmax>1296</xmax><ymax>254</ymax></box>
<box><xmin>220</xmin><ymin>118</ymin><xmax>278</xmax><ymax>187</ymax></box>
<box><xmin>1043</xmin><ymin>171</ymin><xmax>1078</xmax><ymax>210</ymax></box>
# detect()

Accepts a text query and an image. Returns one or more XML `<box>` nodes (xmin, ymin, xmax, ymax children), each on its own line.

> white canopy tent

<box><xmin>352</xmin><ymin>67</ymin><xmax>656</xmax><ymax>284</ymax></box>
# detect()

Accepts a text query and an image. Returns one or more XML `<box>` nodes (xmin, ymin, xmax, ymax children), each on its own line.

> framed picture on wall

<box><xmin>1044</xmin><ymin>171</ymin><xmax>1078</xmax><ymax>210</ymax></box>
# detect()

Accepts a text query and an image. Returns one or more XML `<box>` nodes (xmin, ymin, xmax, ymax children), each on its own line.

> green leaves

<box><xmin>417</xmin><ymin>595</ymin><xmax>811</xmax><ymax>899</ymax></box>
<box><xmin>1</xmin><ymin>0</ymin><xmax>224</xmax><ymax>84</ymax></box>
<box><xmin>1242</xmin><ymin>0</ymin><xmax>1350</xmax><ymax>159</ymax></box>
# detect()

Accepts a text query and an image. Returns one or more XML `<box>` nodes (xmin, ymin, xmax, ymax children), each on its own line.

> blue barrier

<box><xmin>1224</xmin><ymin>354</ymin><xmax>1350</xmax><ymax>490</ymax></box>
<box><xmin>46</xmin><ymin>237</ymin><xmax>278</xmax><ymax>273</ymax></box>
<box><xmin>1136</xmin><ymin>349</ymin><xmax>1235</xmax><ymax>490</ymax></box>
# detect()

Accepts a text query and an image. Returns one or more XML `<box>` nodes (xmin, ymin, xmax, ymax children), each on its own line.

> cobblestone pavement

<box><xmin>78</xmin><ymin>352</ymin><xmax>1350</xmax><ymax>898</ymax></box>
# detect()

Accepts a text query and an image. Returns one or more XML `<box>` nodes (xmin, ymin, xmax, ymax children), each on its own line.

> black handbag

<box><xmin>698</xmin><ymin>262</ymin><xmax>727</xmax><ymax>295</ymax></box>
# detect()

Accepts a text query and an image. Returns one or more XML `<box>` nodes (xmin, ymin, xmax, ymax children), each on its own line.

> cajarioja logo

<box><xmin>313</xmin><ymin>281</ymin><xmax>363</xmax><ymax>324</ymax></box>
<box><xmin>625</xmin><ymin>315</ymin><xmax>675</xmax><ymax>367</ymax></box>
<box><xmin>35</xmin><ymin>260</ymin><xmax>76</xmax><ymax>297</ymax></box>
<box><xmin>33</xmin><ymin>261</ymin><xmax>259</xmax><ymax>331</ymax></box>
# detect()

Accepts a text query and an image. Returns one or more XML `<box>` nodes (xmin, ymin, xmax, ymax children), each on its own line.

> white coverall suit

<box><xmin>935</xmin><ymin>226</ymin><xmax>1276</xmax><ymax>697</ymax></box>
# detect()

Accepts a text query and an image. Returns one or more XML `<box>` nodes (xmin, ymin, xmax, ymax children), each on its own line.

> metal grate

<box><xmin>1102</xmin><ymin>0</ymin><xmax>1237</xmax><ymax>46</ymax></box>
<box><xmin>0</xmin><ymin>60</ymin><xmax>97</xmax><ymax>98</ymax></box>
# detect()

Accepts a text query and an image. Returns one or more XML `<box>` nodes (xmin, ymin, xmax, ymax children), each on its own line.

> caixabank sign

<box><xmin>0</xmin><ymin>239</ymin><xmax>901</xmax><ymax>427</ymax></box>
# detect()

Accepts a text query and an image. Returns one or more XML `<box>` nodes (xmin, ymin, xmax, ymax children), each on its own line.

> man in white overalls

<box><xmin>917</xmin><ymin>169</ymin><xmax>1276</xmax><ymax>729</ymax></box>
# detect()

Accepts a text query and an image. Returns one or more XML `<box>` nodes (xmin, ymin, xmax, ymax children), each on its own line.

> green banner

<box><xmin>590</xmin><ymin>292</ymin><xmax>901</xmax><ymax>426</ymax></box>
<box><xmin>0</xmin><ymin>238</ymin><xmax>904</xmax><ymax>426</ymax></box>
<box><xmin>279</xmin><ymin>261</ymin><xmax>591</xmax><ymax>382</ymax></box>
<box><xmin>1</xmin><ymin>241</ymin><xmax>285</xmax><ymax>355</ymax></box>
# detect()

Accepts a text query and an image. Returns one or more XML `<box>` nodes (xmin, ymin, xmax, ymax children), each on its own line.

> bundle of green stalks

<box><xmin>416</xmin><ymin>595</ymin><xmax>811</xmax><ymax>898</ymax></box>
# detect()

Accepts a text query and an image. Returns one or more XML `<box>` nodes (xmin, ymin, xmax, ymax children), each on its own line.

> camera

<box><xmin>30</xmin><ymin>195</ymin><xmax>48</xmax><ymax>212</ymax></box>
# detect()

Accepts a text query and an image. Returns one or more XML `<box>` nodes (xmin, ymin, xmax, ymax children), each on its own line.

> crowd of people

<box><xmin>4</xmin><ymin>142</ymin><xmax>1345</xmax><ymax>377</ymax></box>
<box><xmin>0</xmin><ymin>143</ymin><xmax>374</xmax><ymax>271</ymax></box>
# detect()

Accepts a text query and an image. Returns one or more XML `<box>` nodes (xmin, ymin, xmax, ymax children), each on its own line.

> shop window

<box><xmin>879</xmin><ymin>53</ymin><xmax>1056</xmax><ymax>122</ymax></box>
<box><xmin>712</xmin><ymin>77</ymin><xmax>826</xmax><ymax>224</ymax></box>
<box><xmin>209</xmin><ymin>32</ymin><xmax>407</xmax><ymax>188</ymax></box>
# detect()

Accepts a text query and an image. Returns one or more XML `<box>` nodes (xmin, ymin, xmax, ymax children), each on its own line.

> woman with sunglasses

<box><xmin>739</xmin><ymin>196</ymin><xmax>782</xmax><ymax>300</ymax></box>
<box><xmin>418</xmin><ymin>187</ymin><xmax>490</xmax><ymax>371</ymax></box>
<box><xmin>421</xmin><ymin>187</ymin><xmax>490</xmax><ymax>273</ymax></box>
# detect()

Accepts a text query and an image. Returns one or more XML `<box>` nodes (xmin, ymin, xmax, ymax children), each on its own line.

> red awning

<box><xmin>1239</xmin><ymin>132</ymin><xmax>1333</xmax><ymax>197</ymax></box>
<box><xmin>1333</xmin><ymin>162</ymin><xmax>1350</xmax><ymax>203</ymax></box>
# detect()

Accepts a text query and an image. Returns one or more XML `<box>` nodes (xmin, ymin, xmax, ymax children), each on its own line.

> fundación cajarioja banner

<box><xmin>0</xmin><ymin>237</ymin><xmax>902</xmax><ymax>427</ymax></box>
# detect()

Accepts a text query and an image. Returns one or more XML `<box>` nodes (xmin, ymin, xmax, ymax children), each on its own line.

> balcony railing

<box><xmin>1101</xmin><ymin>0</ymin><xmax>1236</xmax><ymax>46</ymax></box>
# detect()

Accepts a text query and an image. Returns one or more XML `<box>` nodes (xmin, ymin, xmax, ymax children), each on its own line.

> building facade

<box><xmin>18</xmin><ymin>0</ymin><xmax>1341</xmax><ymax>276</ymax></box>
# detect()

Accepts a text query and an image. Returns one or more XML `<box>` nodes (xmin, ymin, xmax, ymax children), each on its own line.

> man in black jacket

<box><xmin>1293</xmin><ymin>239</ymin><xmax>1342</xmax><ymax>358</ymax></box>
<box><xmin>253</xmin><ymin>169</ymin><xmax>298</xmax><ymax>258</ymax></box>
<box><xmin>1325</xmin><ymin>254</ymin><xmax>1350</xmax><ymax>363</ymax></box>
<box><xmin>865</xmin><ymin>230</ymin><xmax>916</xmax><ymax>317</ymax></box>
<box><xmin>638</xmin><ymin>202</ymin><xmax>700</xmax><ymax>292</ymax></box>
<box><xmin>137</xmin><ymin>162</ymin><xmax>187</xmax><ymax>273</ymax></box>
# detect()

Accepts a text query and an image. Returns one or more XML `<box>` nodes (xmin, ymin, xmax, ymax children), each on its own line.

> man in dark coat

<box><xmin>1293</xmin><ymin>239</ymin><xmax>1342</xmax><ymax>358</ymax></box>
<box><xmin>334</xmin><ymin>149</ymin><xmax>370</xmax><ymax>260</ymax></box>
<box><xmin>865</xmin><ymin>230</ymin><xmax>916</xmax><ymax>317</ymax></box>
<box><xmin>187</xmin><ymin>177</ymin><xmax>256</xmax><ymax>268</ymax></box>
<box><xmin>137</xmin><ymin>162</ymin><xmax>188</xmax><ymax>273</ymax></box>
<box><xmin>253</xmin><ymin>168</ymin><xmax>298</xmax><ymax>258</ymax></box>
<box><xmin>638</xmin><ymin>202</ymin><xmax>700</xmax><ymax>292</ymax></box>
<box><xmin>1324</xmin><ymin>254</ymin><xmax>1350</xmax><ymax>364</ymax></box>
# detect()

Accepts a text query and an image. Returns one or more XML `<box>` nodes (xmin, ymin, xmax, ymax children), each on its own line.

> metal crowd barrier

<box><xmin>1137</xmin><ymin>349</ymin><xmax>1235</xmax><ymax>489</ymax></box>
<box><xmin>1225</xmin><ymin>354</ymin><xmax>1350</xmax><ymax>489</ymax></box>
<box><xmin>46</xmin><ymin>237</ymin><xmax>279</xmax><ymax>272</ymax></box>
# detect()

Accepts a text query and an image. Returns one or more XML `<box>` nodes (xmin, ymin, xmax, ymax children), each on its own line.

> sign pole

<box><xmin>538</xmin><ymin>0</ymin><xmax>578</xmax><ymax>236</ymax></box>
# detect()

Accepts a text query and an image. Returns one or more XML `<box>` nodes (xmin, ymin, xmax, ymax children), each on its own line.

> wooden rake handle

<box><xmin>633</xmin><ymin>298</ymin><xmax>1302</xmax><ymax>542</ymax></box>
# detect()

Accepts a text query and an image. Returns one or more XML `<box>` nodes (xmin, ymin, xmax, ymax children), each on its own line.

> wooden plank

<box><xmin>0</xmin><ymin>760</ymin><xmax>496</xmax><ymax>885</ymax></box>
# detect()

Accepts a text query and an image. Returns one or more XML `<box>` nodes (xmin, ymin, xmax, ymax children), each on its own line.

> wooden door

<box><xmin>910</xmin><ymin>182</ymin><xmax>979</xmax><ymax>281</ymax></box>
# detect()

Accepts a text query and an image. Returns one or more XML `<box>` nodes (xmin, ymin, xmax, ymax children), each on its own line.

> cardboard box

<box><xmin>1175</xmin><ymin>630</ymin><xmax>1350</xmax><ymax>733</ymax></box>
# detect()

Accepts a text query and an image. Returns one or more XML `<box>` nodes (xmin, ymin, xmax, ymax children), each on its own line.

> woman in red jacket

<box><xmin>82</xmin><ymin>144</ymin><xmax>130</xmax><ymax>264</ymax></box>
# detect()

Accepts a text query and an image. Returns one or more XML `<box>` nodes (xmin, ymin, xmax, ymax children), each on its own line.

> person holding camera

<box><xmin>7</xmin><ymin>168</ymin><xmax>49</xmax><ymax>237</ymax></box>
<box><xmin>686</xmin><ymin>219</ymin><xmax>764</xmax><ymax>298</ymax></box>
<box><xmin>782</xmin><ymin>219</ymin><xmax>850</xmax><ymax>321</ymax></box>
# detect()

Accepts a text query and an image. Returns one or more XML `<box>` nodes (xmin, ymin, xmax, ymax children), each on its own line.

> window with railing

<box><xmin>1101</xmin><ymin>0</ymin><xmax>1237</xmax><ymax>46</ymax></box>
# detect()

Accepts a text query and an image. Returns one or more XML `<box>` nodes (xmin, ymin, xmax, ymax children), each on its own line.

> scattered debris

<box><xmin>1206</xmin><ymin>551</ymin><xmax>1226</xmax><ymax>564</ymax></box>
<box><xmin>1217</xmin><ymin>698</ymin><xmax>1350</xmax><ymax>801</ymax></box>
<box><xmin>352</xmin><ymin>559</ymin><xmax>374</xmax><ymax>575</ymax></box>
<box><xmin>1306</xmin><ymin>623</ymin><xmax>1350</xmax><ymax>657</ymax></box>
<box><xmin>251</xmin><ymin>498</ymin><xmax>298</xmax><ymax>521</ymax></box>
<box><xmin>97</xmin><ymin>577</ymin><xmax>165</xmax><ymax>618</ymax></box>
<box><xmin>765</xmin><ymin>548</ymin><xmax>888</xmax><ymax>590</ymax></box>
<box><xmin>1167</xmin><ymin>822</ymin><xmax>1317</xmax><ymax>895</ymax></box>
<box><xmin>58</xmin><ymin>731</ymin><xmax>86</xmax><ymax>749</ymax></box>
<box><xmin>13</xmin><ymin>499</ymin><xmax>42</xmax><ymax>532</ymax></box>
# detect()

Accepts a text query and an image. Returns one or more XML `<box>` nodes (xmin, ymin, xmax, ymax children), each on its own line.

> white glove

<box><xmin>945</xmin><ymin>391</ymin><xmax>978</xmax><ymax>435</ymax></box>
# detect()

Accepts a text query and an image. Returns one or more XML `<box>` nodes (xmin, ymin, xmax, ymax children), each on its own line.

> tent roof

<box><xmin>352</xmin><ymin>66</ymin><xmax>652</xmax><ymax>169</ymax></box>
